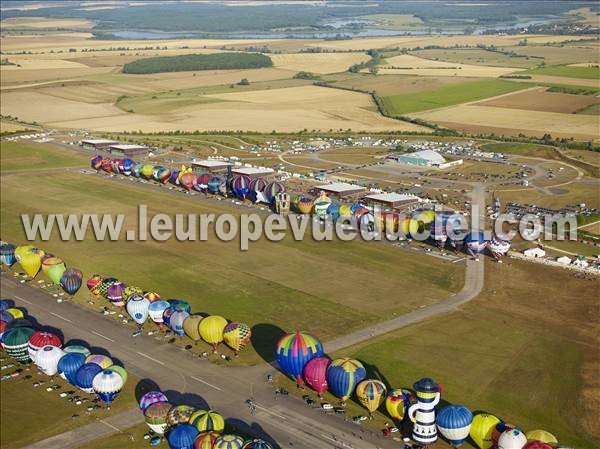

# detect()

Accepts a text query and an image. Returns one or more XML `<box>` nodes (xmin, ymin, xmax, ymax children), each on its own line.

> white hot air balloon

<box><xmin>126</xmin><ymin>295</ymin><xmax>150</xmax><ymax>326</ymax></box>
<box><xmin>498</xmin><ymin>429</ymin><xmax>527</xmax><ymax>449</ymax></box>
<box><xmin>92</xmin><ymin>369</ymin><xmax>125</xmax><ymax>405</ymax></box>
<box><xmin>148</xmin><ymin>300</ymin><xmax>170</xmax><ymax>327</ymax></box>
<box><xmin>35</xmin><ymin>345</ymin><xmax>65</xmax><ymax>376</ymax></box>
<box><xmin>168</xmin><ymin>310</ymin><xmax>189</xmax><ymax>336</ymax></box>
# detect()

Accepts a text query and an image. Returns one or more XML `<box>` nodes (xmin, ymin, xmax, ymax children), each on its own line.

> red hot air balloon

<box><xmin>180</xmin><ymin>173</ymin><xmax>196</xmax><ymax>191</ymax></box>
<box><xmin>303</xmin><ymin>356</ymin><xmax>330</xmax><ymax>397</ymax></box>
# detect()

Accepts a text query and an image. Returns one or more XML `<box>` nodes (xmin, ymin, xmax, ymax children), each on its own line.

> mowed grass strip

<box><xmin>379</xmin><ymin>79</ymin><xmax>528</xmax><ymax>115</ymax></box>
<box><xmin>525</xmin><ymin>64</ymin><xmax>600</xmax><ymax>80</ymax></box>
<box><xmin>0</xmin><ymin>141</ymin><xmax>90</xmax><ymax>172</ymax></box>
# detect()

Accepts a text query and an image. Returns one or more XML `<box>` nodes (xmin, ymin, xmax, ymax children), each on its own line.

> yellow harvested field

<box><xmin>410</xmin><ymin>104</ymin><xmax>600</xmax><ymax>140</ymax></box>
<box><xmin>517</xmin><ymin>75</ymin><xmax>600</xmax><ymax>88</ymax></box>
<box><xmin>568</xmin><ymin>62</ymin><xmax>600</xmax><ymax>67</ymax></box>
<box><xmin>0</xmin><ymin>17</ymin><xmax>95</xmax><ymax>29</ymax></box>
<box><xmin>0</xmin><ymin>121</ymin><xmax>31</xmax><ymax>133</ymax></box>
<box><xmin>0</xmin><ymin>57</ymin><xmax>91</xmax><ymax>70</ymax></box>
<box><xmin>377</xmin><ymin>54</ymin><xmax>521</xmax><ymax>77</ymax></box>
<box><xmin>0</xmin><ymin>66</ymin><xmax>116</xmax><ymax>85</ymax></box>
<box><xmin>270</xmin><ymin>53</ymin><xmax>371</xmax><ymax>74</ymax></box>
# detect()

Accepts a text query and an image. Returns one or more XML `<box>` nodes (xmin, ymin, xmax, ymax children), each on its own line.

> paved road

<box><xmin>3</xmin><ymin>277</ymin><xmax>398</xmax><ymax>449</ymax></box>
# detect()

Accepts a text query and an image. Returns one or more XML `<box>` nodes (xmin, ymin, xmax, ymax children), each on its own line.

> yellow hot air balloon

<box><xmin>408</xmin><ymin>218</ymin><xmax>422</xmax><ymax>236</ymax></box>
<box><xmin>223</xmin><ymin>322</ymin><xmax>252</xmax><ymax>355</ymax></box>
<box><xmin>470</xmin><ymin>413</ymin><xmax>501</xmax><ymax>449</ymax></box>
<box><xmin>415</xmin><ymin>210</ymin><xmax>435</xmax><ymax>224</ymax></box>
<box><xmin>355</xmin><ymin>379</ymin><xmax>386</xmax><ymax>415</ymax></box>
<box><xmin>141</xmin><ymin>165</ymin><xmax>154</xmax><ymax>179</ymax></box>
<box><xmin>189</xmin><ymin>409</ymin><xmax>225</xmax><ymax>433</ymax></box>
<box><xmin>525</xmin><ymin>430</ymin><xmax>558</xmax><ymax>444</ymax></box>
<box><xmin>183</xmin><ymin>315</ymin><xmax>203</xmax><ymax>343</ymax></box>
<box><xmin>399</xmin><ymin>218</ymin><xmax>411</xmax><ymax>237</ymax></box>
<box><xmin>199</xmin><ymin>315</ymin><xmax>227</xmax><ymax>351</ymax></box>
<box><xmin>15</xmin><ymin>245</ymin><xmax>35</xmax><ymax>261</ymax></box>
<box><xmin>19</xmin><ymin>251</ymin><xmax>42</xmax><ymax>278</ymax></box>
<box><xmin>338</xmin><ymin>204</ymin><xmax>352</xmax><ymax>218</ymax></box>
<box><xmin>5</xmin><ymin>308</ymin><xmax>24</xmax><ymax>320</ymax></box>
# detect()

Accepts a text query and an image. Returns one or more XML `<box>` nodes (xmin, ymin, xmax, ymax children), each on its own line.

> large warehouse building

<box><xmin>80</xmin><ymin>139</ymin><xmax>119</xmax><ymax>152</ymax></box>
<box><xmin>192</xmin><ymin>160</ymin><xmax>233</xmax><ymax>173</ymax></box>
<box><xmin>364</xmin><ymin>192</ymin><xmax>421</xmax><ymax>212</ymax></box>
<box><xmin>315</xmin><ymin>182</ymin><xmax>366</xmax><ymax>199</ymax></box>
<box><xmin>391</xmin><ymin>150</ymin><xmax>446</xmax><ymax>167</ymax></box>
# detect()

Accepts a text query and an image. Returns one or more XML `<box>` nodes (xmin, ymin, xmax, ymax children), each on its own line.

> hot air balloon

<box><xmin>498</xmin><ymin>429</ymin><xmax>527</xmax><ymax>449</ymax></box>
<box><xmin>41</xmin><ymin>256</ymin><xmax>63</xmax><ymax>275</ymax></box>
<box><xmin>326</xmin><ymin>358</ymin><xmax>366</xmax><ymax>403</ymax></box>
<box><xmin>297</xmin><ymin>197</ymin><xmax>314</xmax><ymax>214</ymax></box>
<box><xmin>303</xmin><ymin>356</ymin><xmax>330</xmax><ymax>397</ymax></box>
<box><xmin>215</xmin><ymin>435</ymin><xmax>244</xmax><ymax>449</ymax></box>
<box><xmin>3</xmin><ymin>327</ymin><xmax>35</xmax><ymax>363</ymax></box>
<box><xmin>199</xmin><ymin>316</ymin><xmax>228</xmax><ymax>351</ymax></box>
<box><xmin>93</xmin><ymin>369</ymin><xmax>125</xmax><ymax>405</ymax></box>
<box><xmin>14</xmin><ymin>244</ymin><xmax>36</xmax><ymax>260</ymax></box>
<box><xmin>524</xmin><ymin>430</ymin><xmax>557</xmax><ymax>444</ymax></box>
<box><xmin>144</xmin><ymin>291</ymin><xmax>161</xmax><ymax>303</ymax></box>
<box><xmin>492</xmin><ymin>423</ymin><xmax>517</xmax><ymax>448</ymax></box>
<box><xmin>60</xmin><ymin>270</ymin><xmax>83</xmax><ymax>295</ymax></box>
<box><xmin>126</xmin><ymin>294</ymin><xmax>150</xmax><ymax>326</ymax></box>
<box><xmin>149</xmin><ymin>300</ymin><xmax>170</xmax><ymax>328</ymax></box>
<box><xmin>101</xmin><ymin>159</ymin><xmax>112</xmax><ymax>173</ymax></box>
<box><xmin>122</xmin><ymin>158</ymin><xmax>134</xmax><ymax>176</ymax></box>
<box><xmin>46</xmin><ymin>263</ymin><xmax>65</xmax><ymax>285</ymax></box>
<box><xmin>327</xmin><ymin>203</ymin><xmax>341</xmax><ymax>222</ymax></box>
<box><xmin>0</xmin><ymin>321</ymin><xmax>9</xmax><ymax>344</ymax></box>
<box><xmin>249</xmin><ymin>178</ymin><xmax>267</xmax><ymax>194</ymax></box>
<box><xmin>35</xmin><ymin>345</ymin><xmax>64</xmax><ymax>375</ymax></box>
<box><xmin>275</xmin><ymin>331</ymin><xmax>324</xmax><ymax>385</ymax></box>
<box><xmin>145</xmin><ymin>401</ymin><xmax>172</xmax><ymax>434</ymax></box>
<box><xmin>167</xmin><ymin>405</ymin><xmax>195</xmax><ymax>427</ymax></box>
<box><xmin>194</xmin><ymin>173</ymin><xmax>211</xmax><ymax>192</ymax></box>
<box><xmin>107</xmin><ymin>364</ymin><xmax>128</xmax><ymax>384</ymax></box>
<box><xmin>223</xmin><ymin>322</ymin><xmax>252</xmax><ymax>355</ymax></box>
<box><xmin>207</xmin><ymin>177</ymin><xmax>221</xmax><ymax>194</ymax></box>
<box><xmin>190</xmin><ymin>410</ymin><xmax>225</xmax><ymax>433</ymax></box>
<box><xmin>107</xmin><ymin>282</ymin><xmax>128</xmax><ymax>307</ymax></box>
<box><xmin>430</xmin><ymin>216</ymin><xmax>449</xmax><ymax>248</ymax></box>
<box><xmin>242</xmin><ymin>440</ymin><xmax>273</xmax><ymax>449</ymax></box>
<box><xmin>232</xmin><ymin>175</ymin><xmax>251</xmax><ymax>199</ymax></box>
<box><xmin>436</xmin><ymin>405</ymin><xmax>473</xmax><ymax>447</ymax></box>
<box><xmin>91</xmin><ymin>155</ymin><xmax>103</xmax><ymax>170</ymax></box>
<box><xmin>85</xmin><ymin>354</ymin><xmax>113</xmax><ymax>369</ymax></box>
<box><xmin>356</xmin><ymin>379</ymin><xmax>386</xmax><ymax>415</ymax></box>
<box><xmin>58</xmin><ymin>352</ymin><xmax>86</xmax><ymax>384</ymax></box>
<box><xmin>264</xmin><ymin>181</ymin><xmax>285</xmax><ymax>203</ymax></box>
<box><xmin>195</xmin><ymin>432</ymin><xmax>221</xmax><ymax>449</ymax></box>
<box><xmin>87</xmin><ymin>274</ymin><xmax>103</xmax><ymax>292</ymax></box>
<box><xmin>0</xmin><ymin>311</ymin><xmax>14</xmax><ymax>324</ymax></box>
<box><xmin>183</xmin><ymin>315</ymin><xmax>203</xmax><ymax>343</ymax></box>
<box><xmin>0</xmin><ymin>299</ymin><xmax>13</xmax><ymax>311</ymax></box>
<box><xmin>158</xmin><ymin>167</ymin><xmax>171</xmax><ymax>184</ymax></box>
<box><xmin>169</xmin><ymin>310</ymin><xmax>190</xmax><ymax>336</ymax></box>
<box><xmin>94</xmin><ymin>277</ymin><xmax>118</xmax><ymax>298</ymax></box>
<box><xmin>465</xmin><ymin>231</ymin><xmax>487</xmax><ymax>256</ymax></box>
<box><xmin>359</xmin><ymin>212</ymin><xmax>376</xmax><ymax>233</ymax></box>
<box><xmin>63</xmin><ymin>345</ymin><xmax>91</xmax><ymax>357</ymax></box>
<box><xmin>168</xmin><ymin>424</ymin><xmax>199</xmax><ymax>449</ymax></box>
<box><xmin>141</xmin><ymin>164</ymin><xmax>154</xmax><ymax>179</ymax></box>
<box><xmin>132</xmin><ymin>163</ymin><xmax>142</xmax><ymax>178</ymax></box>
<box><xmin>124</xmin><ymin>285</ymin><xmax>144</xmax><ymax>301</ymax></box>
<box><xmin>169</xmin><ymin>169</ymin><xmax>181</xmax><ymax>185</ymax></box>
<box><xmin>488</xmin><ymin>235</ymin><xmax>511</xmax><ymax>261</ymax></box>
<box><xmin>314</xmin><ymin>199</ymin><xmax>332</xmax><ymax>220</ymax></box>
<box><xmin>28</xmin><ymin>330</ymin><xmax>61</xmax><ymax>361</ymax></box>
<box><xmin>470</xmin><ymin>414</ymin><xmax>501</xmax><ymax>449</ymax></box>
<box><xmin>75</xmin><ymin>363</ymin><xmax>103</xmax><ymax>393</ymax></box>
<box><xmin>0</xmin><ymin>242</ymin><xmax>17</xmax><ymax>266</ymax></box>
<box><xmin>19</xmin><ymin>251</ymin><xmax>42</xmax><ymax>278</ymax></box>
<box><xmin>181</xmin><ymin>172</ymin><xmax>197</xmax><ymax>191</ymax></box>
<box><xmin>139</xmin><ymin>391</ymin><xmax>168</xmax><ymax>412</ymax></box>
<box><xmin>385</xmin><ymin>388</ymin><xmax>416</xmax><ymax>423</ymax></box>
<box><xmin>5</xmin><ymin>308</ymin><xmax>24</xmax><ymax>320</ymax></box>
<box><xmin>338</xmin><ymin>204</ymin><xmax>352</xmax><ymax>219</ymax></box>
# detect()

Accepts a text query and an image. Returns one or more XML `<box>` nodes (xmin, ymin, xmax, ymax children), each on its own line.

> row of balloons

<box><xmin>139</xmin><ymin>389</ymin><xmax>272</xmax><ymax>449</ymax></box>
<box><xmin>91</xmin><ymin>156</ymin><xmax>286</xmax><ymax>204</ymax></box>
<box><xmin>0</xmin><ymin>303</ymin><xmax>127</xmax><ymax>406</ymax></box>
<box><xmin>86</xmin><ymin>274</ymin><xmax>252</xmax><ymax>355</ymax></box>
<box><xmin>275</xmin><ymin>331</ymin><xmax>565</xmax><ymax>449</ymax></box>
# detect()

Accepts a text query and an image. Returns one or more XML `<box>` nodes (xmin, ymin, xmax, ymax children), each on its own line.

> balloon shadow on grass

<box><xmin>251</xmin><ymin>323</ymin><xmax>285</xmax><ymax>365</ymax></box>
<box><xmin>135</xmin><ymin>378</ymin><xmax>161</xmax><ymax>404</ymax></box>
<box><xmin>225</xmin><ymin>418</ymin><xmax>280</xmax><ymax>448</ymax></box>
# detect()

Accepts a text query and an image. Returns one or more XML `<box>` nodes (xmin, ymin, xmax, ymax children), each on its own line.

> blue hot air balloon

<box><xmin>436</xmin><ymin>405</ymin><xmax>473</xmax><ymax>446</ymax></box>
<box><xmin>75</xmin><ymin>363</ymin><xmax>103</xmax><ymax>393</ymax></box>
<box><xmin>275</xmin><ymin>332</ymin><xmax>324</xmax><ymax>385</ymax></box>
<box><xmin>168</xmin><ymin>310</ymin><xmax>189</xmax><ymax>336</ymax></box>
<box><xmin>132</xmin><ymin>163</ymin><xmax>142</xmax><ymax>178</ymax></box>
<box><xmin>169</xmin><ymin>170</ymin><xmax>180</xmax><ymax>185</ymax></box>
<box><xmin>465</xmin><ymin>231</ymin><xmax>487</xmax><ymax>256</ymax></box>
<box><xmin>0</xmin><ymin>242</ymin><xmax>17</xmax><ymax>266</ymax></box>
<box><xmin>148</xmin><ymin>300</ymin><xmax>170</xmax><ymax>327</ymax></box>
<box><xmin>167</xmin><ymin>423</ymin><xmax>198</xmax><ymax>449</ymax></box>
<box><xmin>231</xmin><ymin>175</ymin><xmax>251</xmax><ymax>199</ymax></box>
<box><xmin>326</xmin><ymin>358</ymin><xmax>367</xmax><ymax>403</ymax></box>
<box><xmin>60</xmin><ymin>270</ymin><xmax>83</xmax><ymax>295</ymax></box>
<box><xmin>0</xmin><ymin>299</ymin><xmax>14</xmax><ymax>311</ymax></box>
<box><xmin>208</xmin><ymin>177</ymin><xmax>221</xmax><ymax>193</ymax></box>
<box><xmin>126</xmin><ymin>295</ymin><xmax>150</xmax><ymax>326</ymax></box>
<box><xmin>122</xmin><ymin>158</ymin><xmax>134</xmax><ymax>176</ymax></box>
<box><xmin>327</xmin><ymin>203</ymin><xmax>340</xmax><ymax>221</ymax></box>
<box><xmin>58</xmin><ymin>352</ymin><xmax>86</xmax><ymax>384</ymax></box>
<box><xmin>93</xmin><ymin>369</ymin><xmax>125</xmax><ymax>405</ymax></box>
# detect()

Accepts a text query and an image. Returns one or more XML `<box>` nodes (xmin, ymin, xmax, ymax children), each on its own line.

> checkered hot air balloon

<box><xmin>167</xmin><ymin>404</ymin><xmax>195</xmax><ymax>427</ymax></box>
<box><xmin>223</xmin><ymin>322</ymin><xmax>252</xmax><ymax>355</ymax></box>
<box><xmin>275</xmin><ymin>331</ymin><xmax>324</xmax><ymax>385</ymax></box>
<box><xmin>87</xmin><ymin>274</ymin><xmax>104</xmax><ymax>292</ymax></box>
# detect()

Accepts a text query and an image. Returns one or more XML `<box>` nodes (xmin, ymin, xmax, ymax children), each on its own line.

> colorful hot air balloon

<box><xmin>126</xmin><ymin>294</ymin><xmax>150</xmax><ymax>326</ymax></box>
<box><xmin>139</xmin><ymin>391</ymin><xmax>168</xmax><ymax>412</ymax></box>
<box><xmin>85</xmin><ymin>354</ymin><xmax>113</xmax><ymax>369</ymax></box>
<box><xmin>169</xmin><ymin>310</ymin><xmax>190</xmax><ymax>336</ymax></box>
<box><xmin>199</xmin><ymin>316</ymin><xmax>228</xmax><ymax>351</ymax></box>
<box><xmin>181</xmin><ymin>172</ymin><xmax>197</xmax><ymax>191</ymax></box>
<box><xmin>41</xmin><ymin>256</ymin><xmax>63</xmax><ymax>275</ymax></box>
<box><xmin>249</xmin><ymin>178</ymin><xmax>267</xmax><ymax>194</ymax></box>
<box><xmin>385</xmin><ymin>388</ymin><xmax>416</xmax><ymax>423</ymax></box>
<box><xmin>488</xmin><ymin>235</ymin><xmax>511</xmax><ymax>260</ymax></box>
<box><xmin>314</xmin><ymin>199</ymin><xmax>332</xmax><ymax>220</ymax></box>
<box><xmin>275</xmin><ymin>331</ymin><xmax>324</xmax><ymax>385</ymax></box>
<box><xmin>170</xmin><ymin>170</ymin><xmax>181</xmax><ymax>185</ymax></box>
<box><xmin>19</xmin><ymin>251</ymin><xmax>42</xmax><ymax>278</ymax></box>
<box><xmin>3</xmin><ymin>327</ymin><xmax>35</xmax><ymax>363</ymax></box>
<box><xmin>470</xmin><ymin>414</ymin><xmax>502</xmax><ymax>449</ymax></box>
<box><xmin>183</xmin><ymin>315</ymin><xmax>203</xmax><ymax>343</ymax></box>
<box><xmin>107</xmin><ymin>282</ymin><xmax>128</xmax><ymax>307</ymax></box>
<box><xmin>215</xmin><ymin>435</ymin><xmax>244</xmax><ymax>449</ymax></box>
<box><xmin>123</xmin><ymin>286</ymin><xmax>144</xmax><ymax>301</ymax></box>
<box><xmin>168</xmin><ymin>424</ymin><xmax>199</xmax><ymax>449</ymax></box>
<box><xmin>231</xmin><ymin>175</ymin><xmax>251</xmax><ymax>199</ymax></box>
<box><xmin>107</xmin><ymin>365</ymin><xmax>128</xmax><ymax>384</ymax></box>
<box><xmin>493</xmin><ymin>423</ymin><xmax>517</xmax><ymax>448</ymax></box>
<box><xmin>0</xmin><ymin>242</ymin><xmax>17</xmax><ymax>266</ymax></box>
<box><xmin>338</xmin><ymin>204</ymin><xmax>352</xmax><ymax>218</ymax></box>
<box><xmin>524</xmin><ymin>430</ymin><xmax>557</xmax><ymax>444</ymax></box>
<box><xmin>264</xmin><ymin>181</ymin><xmax>285</xmax><ymax>203</ymax></box>
<box><xmin>436</xmin><ymin>405</ymin><xmax>474</xmax><ymax>447</ymax></box>
<box><xmin>5</xmin><ymin>308</ymin><xmax>24</xmax><ymax>320</ymax></box>
<box><xmin>145</xmin><ymin>401</ymin><xmax>172</xmax><ymax>434</ymax></box>
<box><xmin>465</xmin><ymin>231</ymin><xmax>487</xmax><ymax>256</ymax></box>
<box><xmin>122</xmin><ymin>158</ymin><xmax>134</xmax><ymax>176</ymax></box>
<box><xmin>91</xmin><ymin>155</ymin><xmax>103</xmax><ymax>170</ymax></box>
<box><xmin>167</xmin><ymin>404</ymin><xmax>195</xmax><ymax>427</ymax></box>
<box><xmin>47</xmin><ymin>263</ymin><xmax>66</xmax><ymax>285</ymax></box>
<box><xmin>498</xmin><ymin>429</ymin><xmax>527</xmax><ymax>449</ymax></box>
<box><xmin>93</xmin><ymin>369</ymin><xmax>124</xmax><ymax>405</ymax></box>
<box><xmin>63</xmin><ymin>345</ymin><xmax>91</xmax><ymax>357</ymax></box>
<box><xmin>0</xmin><ymin>321</ymin><xmax>9</xmax><ymax>344</ymax></box>
<box><xmin>356</xmin><ymin>379</ymin><xmax>386</xmax><ymax>415</ymax></box>
<box><xmin>87</xmin><ymin>274</ymin><xmax>103</xmax><ymax>291</ymax></box>
<box><xmin>144</xmin><ymin>291</ymin><xmax>161</xmax><ymax>303</ymax></box>
<box><xmin>223</xmin><ymin>322</ymin><xmax>252</xmax><ymax>355</ymax></box>
<box><xmin>58</xmin><ymin>352</ymin><xmax>86</xmax><ymax>384</ymax></box>
<box><xmin>194</xmin><ymin>173</ymin><xmax>211</xmax><ymax>192</ymax></box>
<box><xmin>297</xmin><ymin>197</ymin><xmax>314</xmax><ymax>214</ymax></box>
<box><xmin>195</xmin><ymin>432</ymin><xmax>221</xmax><ymax>449</ymax></box>
<box><xmin>94</xmin><ymin>277</ymin><xmax>118</xmax><ymax>298</ymax></box>
<box><xmin>75</xmin><ymin>363</ymin><xmax>103</xmax><ymax>393</ymax></box>
<box><xmin>303</xmin><ymin>356</ymin><xmax>330</xmax><ymax>397</ymax></box>
<box><xmin>242</xmin><ymin>440</ymin><xmax>274</xmax><ymax>449</ymax></box>
<box><xmin>35</xmin><ymin>345</ymin><xmax>64</xmax><ymax>375</ymax></box>
<box><xmin>60</xmin><ymin>269</ymin><xmax>83</xmax><ymax>295</ymax></box>
<box><xmin>132</xmin><ymin>163</ymin><xmax>142</xmax><ymax>177</ymax></box>
<box><xmin>149</xmin><ymin>300</ymin><xmax>170</xmax><ymax>328</ymax></box>
<box><xmin>207</xmin><ymin>176</ymin><xmax>221</xmax><ymax>193</ymax></box>
<box><xmin>190</xmin><ymin>410</ymin><xmax>225</xmax><ymax>433</ymax></box>
<box><xmin>327</xmin><ymin>203</ymin><xmax>340</xmax><ymax>221</ymax></box>
<box><xmin>326</xmin><ymin>358</ymin><xmax>366</xmax><ymax>403</ymax></box>
<box><xmin>158</xmin><ymin>167</ymin><xmax>171</xmax><ymax>184</ymax></box>
<box><xmin>28</xmin><ymin>330</ymin><xmax>61</xmax><ymax>361</ymax></box>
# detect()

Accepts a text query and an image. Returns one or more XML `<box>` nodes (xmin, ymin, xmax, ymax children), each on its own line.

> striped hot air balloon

<box><xmin>139</xmin><ymin>391</ymin><xmax>168</xmax><ymax>412</ymax></box>
<box><xmin>303</xmin><ymin>356</ymin><xmax>330</xmax><ymax>397</ymax></box>
<box><xmin>313</xmin><ymin>199</ymin><xmax>332</xmax><ymax>220</ymax></box>
<box><xmin>3</xmin><ymin>327</ymin><xmax>36</xmax><ymax>364</ymax></box>
<box><xmin>488</xmin><ymin>235</ymin><xmax>511</xmax><ymax>260</ymax></box>
<box><xmin>249</xmin><ymin>178</ymin><xmax>267</xmax><ymax>194</ymax></box>
<box><xmin>60</xmin><ymin>269</ymin><xmax>83</xmax><ymax>295</ymax></box>
<box><xmin>85</xmin><ymin>354</ymin><xmax>113</xmax><ymax>369</ymax></box>
<box><xmin>167</xmin><ymin>404</ymin><xmax>195</xmax><ymax>427</ymax></box>
<box><xmin>465</xmin><ymin>231</ymin><xmax>488</xmax><ymax>256</ymax></box>
<box><xmin>168</xmin><ymin>424</ymin><xmax>198</xmax><ymax>449</ymax></box>
<box><xmin>35</xmin><ymin>345</ymin><xmax>64</xmax><ymax>376</ymax></box>
<box><xmin>223</xmin><ymin>322</ymin><xmax>252</xmax><ymax>355</ymax></box>
<box><xmin>170</xmin><ymin>170</ymin><xmax>181</xmax><ymax>185</ymax></box>
<box><xmin>215</xmin><ymin>435</ymin><xmax>244</xmax><ymax>449</ymax></box>
<box><xmin>436</xmin><ymin>405</ymin><xmax>474</xmax><ymax>446</ymax></box>
<box><xmin>385</xmin><ymin>389</ymin><xmax>416</xmax><ymax>423</ymax></box>
<box><xmin>107</xmin><ymin>282</ymin><xmax>128</xmax><ymax>307</ymax></box>
<box><xmin>326</xmin><ymin>358</ymin><xmax>366</xmax><ymax>403</ymax></box>
<box><xmin>58</xmin><ymin>352</ymin><xmax>86</xmax><ymax>384</ymax></box>
<box><xmin>264</xmin><ymin>181</ymin><xmax>285</xmax><ymax>203</ymax></box>
<box><xmin>199</xmin><ymin>316</ymin><xmax>228</xmax><ymax>351</ymax></box>
<box><xmin>28</xmin><ymin>330</ymin><xmax>62</xmax><ymax>361</ymax></box>
<box><xmin>93</xmin><ymin>369</ymin><xmax>125</xmax><ymax>405</ymax></box>
<box><xmin>0</xmin><ymin>242</ymin><xmax>17</xmax><ymax>266</ymax></box>
<box><xmin>297</xmin><ymin>197</ymin><xmax>314</xmax><ymax>214</ymax></box>
<box><xmin>275</xmin><ymin>331</ymin><xmax>324</xmax><ymax>385</ymax></box>
<box><xmin>356</xmin><ymin>379</ymin><xmax>387</xmax><ymax>415</ymax></box>
<box><xmin>122</xmin><ymin>158</ymin><xmax>134</xmax><ymax>176</ymax></box>
<box><xmin>190</xmin><ymin>410</ymin><xmax>225</xmax><ymax>433</ymax></box>
<box><xmin>231</xmin><ymin>175</ymin><xmax>251</xmax><ymax>199</ymax></box>
<box><xmin>145</xmin><ymin>401</ymin><xmax>172</xmax><ymax>434</ymax></box>
<box><xmin>195</xmin><ymin>432</ymin><xmax>221</xmax><ymax>449</ymax></box>
<box><xmin>242</xmin><ymin>440</ymin><xmax>274</xmax><ymax>449</ymax></box>
<box><xmin>126</xmin><ymin>295</ymin><xmax>150</xmax><ymax>326</ymax></box>
<box><xmin>75</xmin><ymin>363</ymin><xmax>103</xmax><ymax>393</ymax></box>
<box><xmin>183</xmin><ymin>315</ymin><xmax>203</xmax><ymax>343</ymax></box>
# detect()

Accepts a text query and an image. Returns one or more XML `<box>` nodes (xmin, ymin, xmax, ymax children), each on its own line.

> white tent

<box><xmin>523</xmin><ymin>247</ymin><xmax>545</xmax><ymax>258</ymax></box>
<box><xmin>556</xmin><ymin>256</ymin><xmax>572</xmax><ymax>265</ymax></box>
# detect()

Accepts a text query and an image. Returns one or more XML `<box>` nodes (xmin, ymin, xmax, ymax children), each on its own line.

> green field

<box><xmin>410</xmin><ymin>48</ymin><xmax>539</xmax><ymax>69</ymax></box>
<box><xmin>480</xmin><ymin>142</ymin><xmax>559</xmax><ymax>159</ymax></box>
<box><xmin>0</xmin><ymin>141</ymin><xmax>90</xmax><ymax>172</ymax></box>
<box><xmin>0</xmin><ymin>353</ymin><xmax>137</xmax><ymax>449</ymax></box>
<box><xmin>525</xmin><ymin>64</ymin><xmax>600</xmax><ymax>80</ymax></box>
<box><xmin>379</xmin><ymin>79</ymin><xmax>528</xmax><ymax>115</ymax></box>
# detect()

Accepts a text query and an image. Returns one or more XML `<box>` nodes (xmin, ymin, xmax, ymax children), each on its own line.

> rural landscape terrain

<box><xmin>0</xmin><ymin>2</ymin><xmax>599</xmax><ymax>449</ymax></box>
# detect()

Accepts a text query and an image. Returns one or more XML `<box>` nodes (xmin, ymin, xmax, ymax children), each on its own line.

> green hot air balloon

<box><xmin>47</xmin><ymin>263</ymin><xmax>66</xmax><ymax>285</ymax></box>
<box><xmin>3</xmin><ymin>327</ymin><xmax>36</xmax><ymax>364</ymax></box>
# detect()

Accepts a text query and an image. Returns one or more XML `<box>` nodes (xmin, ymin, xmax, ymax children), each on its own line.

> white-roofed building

<box><xmin>109</xmin><ymin>144</ymin><xmax>150</xmax><ymax>157</ymax></box>
<box><xmin>316</xmin><ymin>182</ymin><xmax>366</xmax><ymax>197</ymax></box>
<box><xmin>192</xmin><ymin>160</ymin><xmax>233</xmax><ymax>173</ymax></box>
<box><xmin>232</xmin><ymin>167</ymin><xmax>274</xmax><ymax>178</ymax></box>
<box><xmin>365</xmin><ymin>192</ymin><xmax>421</xmax><ymax>211</ymax></box>
<box><xmin>80</xmin><ymin>139</ymin><xmax>119</xmax><ymax>152</ymax></box>
<box><xmin>391</xmin><ymin>149</ymin><xmax>447</xmax><ymax>167</ymax></box>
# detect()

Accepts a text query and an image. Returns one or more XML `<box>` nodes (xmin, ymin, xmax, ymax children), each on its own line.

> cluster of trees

<box><xmin>348</xmin><ymin>49</ymin><xmax>382</xmax><ymax>74</ymax></box>
<box><xmin>293</xmin><ymin>71</ymin><xmax>321</xmax><ymax>80</ymax></box>
<box><xmin>122</xmin><ymin>52</ymin><xmax>273</xmax><ymax>74</ymax></box>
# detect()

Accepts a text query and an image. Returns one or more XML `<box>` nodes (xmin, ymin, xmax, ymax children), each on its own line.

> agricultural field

<box><xmin>357</xmin><ymin>14</ymin><xmax>425</xmax><ymax>30</ymax></box>
<box><xmin>506</xmin><ymin>44</ymin><xmax>600</xmax><ymax>67</ymax></box>
<box><xmin>497</xmin><ymin>181</ymin><xmax>600</xmax><ymax>211</ymax></box>
<box><xmin>409</xmin><ymin>48</ymin><xmax>540</xmax><ymax>69</ymax></box>
<box><xmin>576</xmin><ymin>103</ymin><xmax>600</xmax><ymax>115</ymax></box>
<box><xmin>269</xmin><ymin>52</ymin><xmax>371</xmax><ymax>74</ymax></box>
<box><xmin>563</xmin><ymin>149</ymin><xmax>600</xmax><ymax>166</ymax></box>
<box><xmin>0</xmin><ymin>17</ymin><xmax>94</xmax><ymax>29</ymax></box>
<box><xmin>0</xmin><ymin>141</ymin><xmax>90</xmax><ymax>172</ymax></box>
<box><xmin>525</xmin><ymin>64</ymin><xmax>600</xmax><ymax>80</ymax></box>
<box><xmin>479</xmin><ymin>142</ymin><xmax>560</xmax><ymax>159</ymax></box>
<box><xmin>329</xmin><ymin>259</ymin><xmax>600</xmax><ymax>449</ymax></box>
